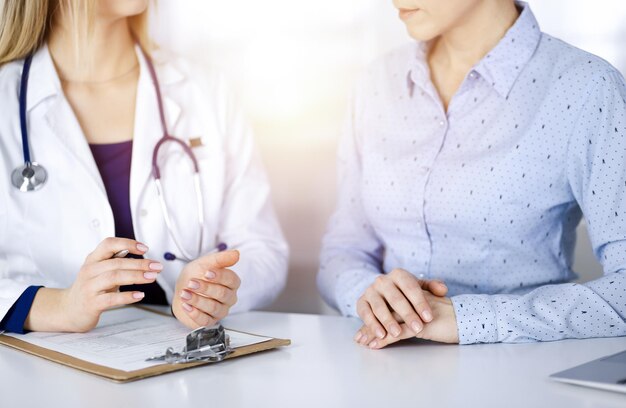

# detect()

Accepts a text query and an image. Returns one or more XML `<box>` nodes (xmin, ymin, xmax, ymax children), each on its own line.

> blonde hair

<box><xmin>0</xmin><ymin>0</ymin><xmax>151</xmax><ymax>66</ymax></box>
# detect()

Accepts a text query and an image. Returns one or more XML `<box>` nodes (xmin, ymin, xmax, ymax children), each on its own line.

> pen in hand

<box><xmin>112</xmin><ymin>249</ymin><xmax>130</xmax><ymax>259</ymax></box>
<box><xmin>113</xmin><ymin>243</ymin><xmax>228</xmax><ymax>262</ymax></box>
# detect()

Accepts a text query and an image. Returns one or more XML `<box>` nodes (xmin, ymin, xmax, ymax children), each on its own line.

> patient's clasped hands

<box><xmin>354</xmin><ymin>269</ymin><xmax>460</xmax><ymax>349</ymax></box>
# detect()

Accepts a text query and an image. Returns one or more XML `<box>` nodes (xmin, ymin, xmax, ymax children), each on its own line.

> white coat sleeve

<box><xmin>0</xmin><ymin>257</ymin><xmax>59</xmax><ymax>322</ymax></box>
<box><xmin>0</xmin><ymin>178</ymin><xmax>59</xmax><ymax>322</ymax></box>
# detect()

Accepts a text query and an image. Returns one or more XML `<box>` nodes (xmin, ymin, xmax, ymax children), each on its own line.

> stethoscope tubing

<box><xmin>14</xmin><ymin>43</ymin><xmax>207</xmax><ymax>262</ymax></box>
<box><xmin>136</xmin><ymin>42</ymin><xmax>206</xmax><ymax>262</ymax></box>
<box><xmin>19</xmin><ymin>54</ymin><xmax>32</xmax><ymax>164</ymax></box>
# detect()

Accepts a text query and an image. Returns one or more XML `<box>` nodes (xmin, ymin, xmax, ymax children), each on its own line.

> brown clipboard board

<box><xmin>0</xmin><ymin>307</ymin><xmax>291</xmax><ymax>383</ymax></box>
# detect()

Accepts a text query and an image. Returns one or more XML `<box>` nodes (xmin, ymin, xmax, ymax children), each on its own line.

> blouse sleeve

<box><xmin>451</xmin><ymin>69</ymin><xmax>626</xmax><ymax>344</ymax></box>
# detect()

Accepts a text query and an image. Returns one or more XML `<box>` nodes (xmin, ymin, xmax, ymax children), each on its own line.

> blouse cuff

<box><xmin>451</xmin><ymin>294</ymin><xmax>499</xmax><ymax>344</ymax></box>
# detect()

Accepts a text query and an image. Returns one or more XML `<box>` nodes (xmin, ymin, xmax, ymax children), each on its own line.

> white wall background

<box><xmin>150</xmin><ymin>0</ymin><xmax>626</xmax><ymax>315</ymax></box>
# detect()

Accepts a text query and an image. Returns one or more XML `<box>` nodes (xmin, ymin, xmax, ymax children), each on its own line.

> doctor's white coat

<box><xmin>0</xmin><ymin>45</ymin><xmax>289</xmax><ymax>321</ymax></box>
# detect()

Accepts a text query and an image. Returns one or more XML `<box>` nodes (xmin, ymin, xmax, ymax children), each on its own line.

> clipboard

<box><xmin>0</xmin><ymin>307</ymin><xmax>290</xmax><ymax>383</ymax></box>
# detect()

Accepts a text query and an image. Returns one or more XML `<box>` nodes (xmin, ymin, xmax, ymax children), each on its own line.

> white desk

<box><xmin>0</xmin><ymin>311</ymin><xmax>624</xmax><ymax>408</ymax></box>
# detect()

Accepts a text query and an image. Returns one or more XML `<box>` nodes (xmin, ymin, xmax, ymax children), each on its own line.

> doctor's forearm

<box><xmin>24</xmin><ymin>288</ymin><xmax>71</xmax><ymax>332</ymax></box>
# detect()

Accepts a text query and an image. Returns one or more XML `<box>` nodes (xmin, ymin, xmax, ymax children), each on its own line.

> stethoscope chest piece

<box><xmin>11</xmin><ymin>162</ymin><xmax>47</xmax><ymax>192</ymax></box>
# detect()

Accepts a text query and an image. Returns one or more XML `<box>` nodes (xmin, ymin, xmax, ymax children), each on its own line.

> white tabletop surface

<box><xmin>0</xmin><ymin>311</ymin><xmax>624</xmax><ymax>408</ymax></box>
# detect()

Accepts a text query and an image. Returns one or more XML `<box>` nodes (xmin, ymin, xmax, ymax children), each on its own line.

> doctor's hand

<box><xmin>355</xmin><ymin>269</ymin><xmax>449</xmax><ymax>342</ymax></box>
<box><xmin>172</xmin><ymin>250</ymin><xmax>241</xmax><ymax>329</ymax></box>
<box><xmin>25</xmin><ymin>238</ymin><xmax>163</xmax><ymax>333</ymax></box>
<box><xmin>61</xmin><ymin>238</ymin><xmax>163</xmax><ymax>332</ymax></box>
<box><xmin>355</xmin><ymin>292</ymin><xmax>459</xmax><ymax>349</ymax></box>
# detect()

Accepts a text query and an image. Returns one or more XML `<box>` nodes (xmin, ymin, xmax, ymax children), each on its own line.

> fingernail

<box><xmin>390</xmin><ymin>325</ymin><xmax>401</xmax><ymax>337</ymax></box>
<box><xmin>132</xmin><ymin>292</ymin><xmax>145</xmax><ymax>299</ymax></box>
<box><xmin>423</xmin><ymin>310</ymin><xmax>433</xmax><ymax>322</ymax></box>
<box><xmin>360</xmin><ymin>335</ymin><xmax>368</xmax><ymax>345</ymax></box>
<box><xmin>187</xmin><ymin>280</ymin><xmax>200</xmax><ymax>290</ymax></box>
<box><xmin>149</xmin><ymin>262</ymin><xmax>163</xmax><ymax>271</ymax></box>
<box><xmin>182</xmin><ymin>303</ymin><xmax>193</xmax><ymax>312</ymax></box>
<box><xmin>375</xmin><ymin>328</ymin><xmax>385</xmax><ymax>339</ymax></box>
<box><xmin>411</xmin><ymin>321</ymin><xmax>423</xmax><ymax>333</ymax></box>
<box><xmin>144</xmin><ymin>272</ymin><xmax>158</xmax><ymax>280</ymax></box>
<box><xmin>205</xmin><ymin>271</ymin><xmax>216</xmax><ymax>279</ymax></box>
<box><xmin>354</xmin><ymin>332</ymin><xmax>362</xmax><ymax>342</ymax></box>
<box><xmin>137</xmin><ymin>243</ymin><xmax>149</xmax><ymax>252</ymax></box>
<box><xmin>369</xmin><ymin>340</ymin><xmax>378</xmax><ymax>349</ymax></box>
<box><xmin>180</xmin><ymin>290</ymin><xmax>192</xmax><ymax>300</ymax></box>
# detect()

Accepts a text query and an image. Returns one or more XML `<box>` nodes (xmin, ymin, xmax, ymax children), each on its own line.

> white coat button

<box><xmin>91</xmin><ymin>219</ymin><xmax>100</xmax><ymax>228</ymax></box>
<box><xmin>140</xmin><ymin>209</ymin><xmax>148</xmax><ymax>217</ymax></box>
<box><xmin>439</xmin><ymin>120</ymin><xmax>446</xmax><ymax>127</ymax></box>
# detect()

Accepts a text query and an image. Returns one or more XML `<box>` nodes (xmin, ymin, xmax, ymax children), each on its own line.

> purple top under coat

<box><xmin>90</xmin><ymin>140</ymin><xmax>167</xmax><ymax>306</ymax></box>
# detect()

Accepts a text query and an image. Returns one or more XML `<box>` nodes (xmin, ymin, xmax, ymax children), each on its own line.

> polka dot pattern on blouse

<box><xmin>318</xmin><ymin>2</ymin><xmax>626</xmax><ymax>344</ymax></box>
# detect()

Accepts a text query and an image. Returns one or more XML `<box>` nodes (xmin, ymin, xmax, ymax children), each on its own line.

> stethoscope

<box><xmin>11</xmin><ymin>45</ymin><xmax>210</xmax><ymax>263</ymax></box>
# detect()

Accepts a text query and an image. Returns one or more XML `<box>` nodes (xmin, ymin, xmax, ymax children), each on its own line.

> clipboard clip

<box><xmin>146</xmin><ymin>324</ymin><xmax>233</xmax><ymax>364</ymax></box>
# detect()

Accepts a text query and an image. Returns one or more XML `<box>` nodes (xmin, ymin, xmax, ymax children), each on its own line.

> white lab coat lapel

<box><xmin>28</xmin><ymin>45</ymin><xmax>108</xmax><ymax>201</ymax></box>
<box><xmin>26</xmin><ymin>44</ymin><xmax>186</xmax><ymax>245</ymax></box>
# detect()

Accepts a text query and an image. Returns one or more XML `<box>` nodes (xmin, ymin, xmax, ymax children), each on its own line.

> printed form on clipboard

<box><xmin>0</xmin><ymin>306</ymin><xmax>290</xmax><ymax>382</ymax></box>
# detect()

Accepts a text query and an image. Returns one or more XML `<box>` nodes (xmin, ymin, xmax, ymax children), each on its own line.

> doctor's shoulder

<box><xmin>0</xmin><ymin>58</ymin><xmax>23</xmax><ymax>107</ymax></box>
<box><xmin>0</xmin><ymin>60</ymin><xmax>23</xmax><ymax>150</ymax></box>
<box><xmin>150</xmin><ymin>47</ymin><xmax>240</xmax><ymax>145</ymax></box>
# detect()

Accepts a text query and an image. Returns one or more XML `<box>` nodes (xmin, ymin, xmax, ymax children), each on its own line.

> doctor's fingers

<box><xmin>373</xmin><ymin>278</ymin><xmax>424</xmax><ymax>335</ymax></box>
<box><xmin>86</xmin><ymin>258</ymin><xmax>163</xmax><ymax>278</ymax></box>
<box><xmin>89</xmin><ymin>269</ymin><xmax>161</xmax><ymax>292</ymax></box>
<box><xmin>196</xmin><ymin>250</ymin><xmax>240</xmax><ymax>271</ymax></box>
<box><xmin>180</xmin><ymin>290</ymin><xmax>230</xmax><ymax>321</ymax></box>
<box><xmin>85</xmin><ymin>237</ymin><xmax>150</xmax><ymax>263</ymax></box>
<box><xmin>179</xmin><ymin>303</ymin><xmax>219</xmax><ymax>328</ymax></box>
<box><xmin>95</xmin><ymin>291</ymin><xmax>146</xmax><ymax>312</ymax></box>
<box><xmin>201</xmin><ymin>268</ymin><xmax>241</xmax><ymax>290</ymax></box>
<box><xmin>185</xmin><ymin>280</ymin><xmax>237</xmax><ymax>306</ymax></box>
